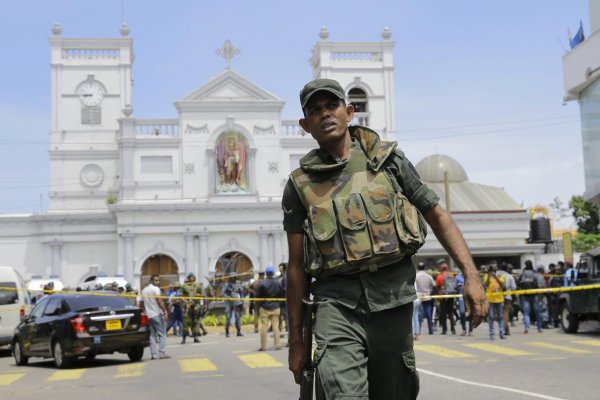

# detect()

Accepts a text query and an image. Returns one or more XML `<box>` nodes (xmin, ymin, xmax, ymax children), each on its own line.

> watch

<box><xmin>78</xmin><ymin>81</ymin><xmax>104</xmax><ymax>107</ymax></box>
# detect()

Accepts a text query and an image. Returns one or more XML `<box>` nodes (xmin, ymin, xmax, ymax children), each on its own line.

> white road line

<box><xmin>418</xmin><ymin>368</ymin><xmax>569</xmax><ymax>400</ymax></box>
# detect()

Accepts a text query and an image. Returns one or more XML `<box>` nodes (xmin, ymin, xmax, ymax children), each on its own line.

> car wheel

<box><xmin>53</xmin><ymin>340</ymin><xmax>72</xmax><ymax>368</ymax></box>
<box><xmin>13</xmin><ymin>339</ymin><xmax>28</xmax><ymax>366</ymax></box>
<box><xmin>127</xmin><ymin>346</ymin><xmax>144</xmax><ymax>362</ymax></box>
<box><xmin>560</xmin><ymin>302</ymin><xmax>579</xmax><ymax>333</ymax></box>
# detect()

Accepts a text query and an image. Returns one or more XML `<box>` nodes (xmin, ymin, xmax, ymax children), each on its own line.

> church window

<box><xmin>348</xmin><ymin>88</ymin><xmax>368</xmax><ymax>113</ymax></box>
<box><xmin>81</xmin><ymin>106</ymin><xmax>102</xmax><ymax>125</ymax></box>
<box><xmin>348</xmin><ymin>88</ymin><xmax>369</xmax><ymax>126</ymax></box>
<box><xmin>215</xmin><ymin>131</ymin><xmax>249</xmax><ymax>194</ymax></box>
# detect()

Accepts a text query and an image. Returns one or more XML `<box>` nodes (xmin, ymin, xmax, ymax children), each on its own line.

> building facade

<box><xmin>0</xmin><ymin>24</ymin><xmax>541</xmax><ymax>290</ymax></box>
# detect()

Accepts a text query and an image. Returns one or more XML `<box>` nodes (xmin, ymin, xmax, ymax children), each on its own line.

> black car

<box><xmin>12</xmin><ymin>292</ymin><xmax>149</xmax><ymax>368</ymax></box>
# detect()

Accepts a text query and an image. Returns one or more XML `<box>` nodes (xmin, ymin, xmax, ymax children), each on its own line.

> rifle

<box><xmin>299</xmin><ymin>298</ymin><xmax>315</xmax><ymax>400</ymax></box>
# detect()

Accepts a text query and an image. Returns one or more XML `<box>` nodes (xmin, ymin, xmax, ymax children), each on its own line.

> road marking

<box><xmin>238</xmin><ymin>353</ymin><xmax>284</xmax><ymax>368</ymax></box>
<box><xmin>418</xmin><ymin>368</ymin><xmax>568</xmax><ymax>400</ymax></box>
<box><xmin>463</xmin><ymin>343</ymin><xmax>533</xmax><ymax>356</ymax></box>
<box><xmin>47</xmin><ymin>369</ymin><xmax>86</xmax><ymax>381</ymax></box>
<box><xmin>178</xmin><ymin>357</ymin><xmax>218</xmax><ymax>373</ymax></box>
<box><xmin>414</xmin><ymin>344</ymin><xmax>474</xmax><ymax>358</ymax></box>
<box><xmin>572</xmin><ymin>339</ymin><xmax>600</xmax><ymax>348</ymax></box>
<box><xmin>526</xmin><ymin>341</ymin><xmax>592</xmax><ymax>354</ymax></box>
<box><xmin>0</xmin><ymin>373</ymin><xmax>25</xmax><ymax>386</ymax></box>
<box><xmin>115</xmin><ymin>363</ymin><xmax>146</xmax><ymax>378</ymax></box>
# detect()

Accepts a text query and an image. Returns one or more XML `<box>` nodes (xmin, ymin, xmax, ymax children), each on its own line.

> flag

<box><xmin>570</xmin><ymin>21</ymin><xmax>585</xmax><ymax>49</ymax></box>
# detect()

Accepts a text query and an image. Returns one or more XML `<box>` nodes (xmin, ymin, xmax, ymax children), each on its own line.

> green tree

<box><xmin>572</xmin><ymin>232</ymin><xmax>600</xmax><ymax>252</ymax></box>
<box><xmin>569</xmin><ymin>195</ymin><xmax>600</xmax><ymax>234</ymax></box>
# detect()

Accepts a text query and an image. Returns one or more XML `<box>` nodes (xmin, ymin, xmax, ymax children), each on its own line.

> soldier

<box><xmin>284</xmin><ymin>79</ymin><xmax>488</xmax><ymax>399</ymax></box>
<box><xmin>180</xmin><ymin>273</ymin><xmax>207</xmax><ymax>344</ymax></box>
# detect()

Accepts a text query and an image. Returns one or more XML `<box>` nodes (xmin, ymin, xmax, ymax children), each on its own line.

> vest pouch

<box><xmin>334</xmin><ymin>193</ymin><xmax>372</xmax><ymax>262</ymax></box>
<box><xmin>303</xmin><ymin>220</ymin><xmax>323</xmax><ymax>277</ymax></box>
<box><xmin>361</xmin><ymin>186</ymin><xmax>400</xmax><ymax>255</ymax></box>
<box><xmin>308</xmin><ymin>201</ymin><xmax>346</xmax><ymax>270</ymax></box>
<box><xmin>395</xmin><ymin>192</ymin><xmax>427</xmax><ymax>253</ymax></box>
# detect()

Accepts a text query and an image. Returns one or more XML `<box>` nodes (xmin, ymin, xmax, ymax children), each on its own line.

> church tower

<box><xmin>310</xmin><ymin>27</ymin><xmax>396</xmax><ymax>140</ymax></box>
<box><xmin>48</xmin><ymin>23</ymin><xmax>133</xmax><ymax>211</ymax></box>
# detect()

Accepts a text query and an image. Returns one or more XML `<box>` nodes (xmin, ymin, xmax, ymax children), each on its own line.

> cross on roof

<box><xmin>216</xmin><ymin>40</ymin><xmax>240</xmax><ymax>69</ymax></box>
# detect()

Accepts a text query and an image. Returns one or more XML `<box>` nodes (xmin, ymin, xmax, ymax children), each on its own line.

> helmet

<box><xmin>265</xmin><ymin>266</ymin><xmax>275</xmax><ymax>275</ymax></box>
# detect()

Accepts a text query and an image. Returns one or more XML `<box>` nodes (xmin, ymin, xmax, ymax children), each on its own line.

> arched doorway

<box><xmin>141</xmin><ymin>254</ymin><xmax>179</xmax><ymax>290</ymax></box>
<box><xmin>213</xmin><ymin>251</ymin><xmax>252</xmax><ymax>296</ymax></box>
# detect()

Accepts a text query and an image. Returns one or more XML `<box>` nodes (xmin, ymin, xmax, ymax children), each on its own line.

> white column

<box><xmin>122</xmin><ymin>233</ymin><xmax>135</xmax><ymax>284</ymax></box>
<box><xmin>259</xmin><ymin>232</ymin><xmax>269</xmax><ymax>271</ymax></box>
<box><xmin>267</xmin><ymin>233</ymin><xmax>274</xmax><ymax>267</ymax></box>
<box><xmin>184</xmin><ymin>232</ymin><xmax>195</xmax><ymax>277</ymax></box>
<box><xmin>49</xmin><ymin>240</ymin><xmax>63</xmax><ymax>278</ymax></box>
<box><xmin>274</xmin><ymin>232</ymin><xmax>283</xmax><ymax>266</ymax></box>
<box><xmin>198</xmin><ymin>232</ymin><xmax>209</xmax><ymax>286</ymax></box>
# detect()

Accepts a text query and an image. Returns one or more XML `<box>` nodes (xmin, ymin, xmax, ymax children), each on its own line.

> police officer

<box><xmin>284</xmin><ymin>78</ymin><xmax>488</xmax><ymax>399</ymax></box>
<box><xmin>221</xmin><ymin>272</ymin><xmax>244</xmax><ymax>337</ymax></box>
<box><xmin>180</xmin><ymin>273</ymin><xmax>206</xmax><ymax>344</ymax></box>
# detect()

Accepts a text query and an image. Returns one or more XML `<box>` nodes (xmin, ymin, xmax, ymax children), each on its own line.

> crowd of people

<box><xmin>139</xmin><ymin>263</ymin><xmax>289</xmax><ymax>356</ymax></box>
<box><xmin>413</xmin><ymin>258</ymin><xmax>587</xmax><ymax>341</ymax></box>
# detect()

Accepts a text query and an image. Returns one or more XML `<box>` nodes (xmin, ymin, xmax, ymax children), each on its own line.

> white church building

<box><xmin>0</xmin><ymin>24</ymin><xmax>543</xmax><ymax>290</ymax></box>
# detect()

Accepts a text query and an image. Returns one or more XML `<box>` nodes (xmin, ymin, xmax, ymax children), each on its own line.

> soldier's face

<box><xmin>299</xmin><ymin>91</ymin><xmax>354</xmax><ymax>148</ymax></box>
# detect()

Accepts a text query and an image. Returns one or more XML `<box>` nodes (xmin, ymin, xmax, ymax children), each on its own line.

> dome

<box><xmin>415</xmin><ymin>154</ymin><xmax>468</xmax><ymax>183</ymax></box>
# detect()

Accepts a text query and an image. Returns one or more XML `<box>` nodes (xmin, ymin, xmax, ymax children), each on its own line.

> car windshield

<box><xmin>0</xmin><ymin>282</ymin><xmax>18</xmax><ymax>305</ymax></box>
<box><xmin>65</xmin><ymin>294</ymin><xmax>134</xmax><ymax>312</ymax></box>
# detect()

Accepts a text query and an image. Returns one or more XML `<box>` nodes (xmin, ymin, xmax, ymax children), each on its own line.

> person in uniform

<box><xmin>221</xmin><ymin>272</ymin><xmax>244</xmax><ymax>337</ymax></box>
<box><xmin>180</xmin><ymin>273</ymin><xmax>207</xmax><ymax>344</ymax></box>
<box><xmin>284</xmin><ymin>78</ymin><xmax>488</xmax><ymax>399</ymax></box>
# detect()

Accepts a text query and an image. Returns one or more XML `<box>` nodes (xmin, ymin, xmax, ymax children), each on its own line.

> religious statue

<box><xmin>216</xmin><ymin>131</ymin><xmax>248</xmax><ymax>193</ymax></box>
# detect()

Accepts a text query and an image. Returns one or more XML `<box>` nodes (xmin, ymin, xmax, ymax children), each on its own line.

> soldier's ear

<box><xmin>299</xmin><ymin>117</ymin><xmax>308</xmax><ymax>132</ymax></box>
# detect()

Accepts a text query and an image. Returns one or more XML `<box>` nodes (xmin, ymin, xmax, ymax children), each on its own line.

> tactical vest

<box><xmin>290</xmin><ymin>126</ymin><xmax>427</xmax><ymax>278</ymax></box>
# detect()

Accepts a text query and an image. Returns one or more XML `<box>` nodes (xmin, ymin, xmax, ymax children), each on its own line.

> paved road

<box><xmin>0</xmin><ymin>321</ymin><xmax>598</xmax><ymax>400</ymax></box>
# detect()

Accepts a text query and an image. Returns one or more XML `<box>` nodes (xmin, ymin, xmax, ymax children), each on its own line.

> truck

<box><xmin>559</xmin><ymin>249</ymin><xmax>600</xmax><ymax>333</ymax></box>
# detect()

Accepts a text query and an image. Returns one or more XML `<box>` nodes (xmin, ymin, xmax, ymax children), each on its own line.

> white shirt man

<box><xmin>141</xmin><ymin>275</ymin><xmax>169</xmax><ymax>360</ymax></box>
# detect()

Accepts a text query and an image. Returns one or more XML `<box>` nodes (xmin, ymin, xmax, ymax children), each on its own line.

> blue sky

<box><xmin>0</xmin><ymin>0</ymin><xmax>590</xmax><ymax>227</ymax></box>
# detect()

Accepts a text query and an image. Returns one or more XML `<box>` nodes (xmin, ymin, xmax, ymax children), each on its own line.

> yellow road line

<box><xmin>47</xmin><ymin>369</ymin><xmax>86</xmax><ymax>381</ymax></box>
<box><xmin>571</xmin><ymin>339</ymin><xmax>600</xmax><ymax>348</ymax></box>
<box><xmin>0</xmin><ymin>373</ymin><xmax>25</xmax><ymax>386</ymax></box>
<box><xmin>463</xmin><ymin>343</ymin><xmax>533</xmax><ymax>356</ymax></box>
<box><xmin>526</xmin><ymin>341</ymin><xmax>592</xmax><ymax>354</ymax></box>
<box><xmin>115</xmin><ymin>363</ymin><xmax>146</xmax><ymax>378</ymax></box>
<box><xmin>178</xmin><ymin>357</ymin><xmax>218</xmax><ymax>373</ymax></box>
<box><xmin>238</xmin><ymin>353</ymin><xmax>284</xmax><ymax>368</ymax></box>
<box><xmin>414</xmin><ymin>344</ymin><xmax>474</xmax><ymax>358</ymax></box>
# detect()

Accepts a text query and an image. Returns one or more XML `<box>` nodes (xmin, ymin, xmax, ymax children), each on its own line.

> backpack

<box><xmin>442</xmin><ymin>273</ymin><xmax>457</xmax><ymax>295</ymax></box>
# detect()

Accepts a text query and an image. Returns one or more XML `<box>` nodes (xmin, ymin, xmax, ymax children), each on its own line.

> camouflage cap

<box><xmin>299</xmin><ymin>78</ymin><xmax>345</xmax><ymax>108</ymax></box>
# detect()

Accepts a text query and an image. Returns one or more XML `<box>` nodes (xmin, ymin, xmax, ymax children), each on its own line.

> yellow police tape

<box><xmin>3</xmin><ymin>283</ymin><xmax>600</xmax><ymax>304</ymax></box>
<box><xmin>0</xmin><ymin>286</ymin><xmax>286</xmax><ymax>302</ymax></box>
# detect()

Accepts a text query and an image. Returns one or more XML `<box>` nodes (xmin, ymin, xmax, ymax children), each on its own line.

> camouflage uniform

<box><xmin>180</xmin><ymin>276</ymin><xmax>206</xmax><ymax>343</ymax></box>
<box><xmin>283</xmin><ymin>126</ymin><xmax>440</xmax><ymax>400</ymax></box>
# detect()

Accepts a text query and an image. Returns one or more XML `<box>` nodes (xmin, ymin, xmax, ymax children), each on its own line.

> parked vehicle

<box><xmin>559</xmin><ymin>251</ymin><xmax>600</xmax><ymax>333</ymax></box>
<box><xmin>78</xmin><ymin>274</ymin><xmax>130</xmax><ymax>292</ymax></box>
<box><xmin>12</xmin><ymin>292</ymin><xmax>149</xmax><ymax>368</ymax></box>
<box><xmin>0</xmin><ymin>266</ymin><xmax>30</xmax><ymax>346</ymax></box>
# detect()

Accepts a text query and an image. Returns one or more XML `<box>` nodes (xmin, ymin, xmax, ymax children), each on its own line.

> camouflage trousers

<box><xmin>183</xmin><ymin>304</ymin><xmax>202</xmax><ymax>336</ymax></box>
<box><xmin>314</xmin><ymin>299</ymin><xmax>418</xmax><ymax>400</ymax></box>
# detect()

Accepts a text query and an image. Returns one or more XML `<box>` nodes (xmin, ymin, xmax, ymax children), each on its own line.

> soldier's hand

<box><xmin>288</xmin><ymin>341</ymin><xmax>309</xmax><ymax>385</ymax></box>
<box><xmin>463</xmin><ymin>270</ymin><xmax>488</xmax><ymax>328</ymax></box>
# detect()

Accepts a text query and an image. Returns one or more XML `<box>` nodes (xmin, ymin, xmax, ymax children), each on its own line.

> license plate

<box><xmin>93</xmin><ymin>336</ymin><xmax>101</xmax><ymax>344</ymax></box>
<box><xmin>105</xmin><ymin>319</ymin><xmax>122</xmax><ymax>331</ymax></box>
